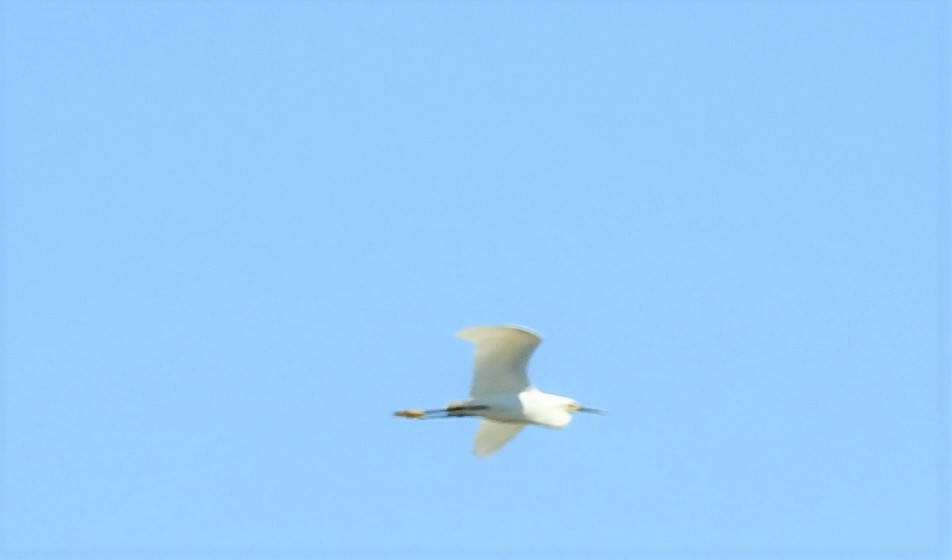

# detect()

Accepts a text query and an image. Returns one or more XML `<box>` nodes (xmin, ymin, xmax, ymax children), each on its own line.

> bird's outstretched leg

<box><xmin>445</xmin><ymin>402</ymin><xmax>489</xmax><ymax>417</ymax></box>
<box><xmin>393</xmin><ymin>404</ymin><xmax>488</xmax><ymax>419</ymax></box>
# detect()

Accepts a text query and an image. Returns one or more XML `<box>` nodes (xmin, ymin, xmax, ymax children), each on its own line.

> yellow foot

<box><xmin>393</xmin><ymin>409</ymin><xmax>426</xmax><ymax>419</ymax></box>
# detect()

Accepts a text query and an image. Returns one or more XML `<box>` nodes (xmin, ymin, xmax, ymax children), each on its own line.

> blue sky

<box><xmin>1</xmin><ymin>0</ymin><xmax>948</xmax><ymax>558</ymax></box>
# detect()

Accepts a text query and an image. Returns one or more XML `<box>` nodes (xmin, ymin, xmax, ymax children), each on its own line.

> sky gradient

<box><xmin>2</xmin><ymin>1</ymin><xmax>949</xmax><ymax>559</ymax></box>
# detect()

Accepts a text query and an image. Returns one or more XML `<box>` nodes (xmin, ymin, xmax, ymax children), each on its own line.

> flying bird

<box><xmin>394</xmin><ymin>325</ymin><xmax>601</xmax><ymax>458</ymax></box>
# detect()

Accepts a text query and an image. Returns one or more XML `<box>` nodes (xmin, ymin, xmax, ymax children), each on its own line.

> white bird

<box><xmin>394</xmin><ymin>325</ymin><xmax>601</xmax><ymax>458</ymax></box>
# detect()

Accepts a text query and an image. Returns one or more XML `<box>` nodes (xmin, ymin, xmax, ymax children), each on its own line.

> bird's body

<box><xmin>394</xmin><ymin>325</ymin><xmax>600</xmax><ymax>457</ymax></box>
<box><xmin>450</xmin><ymin>388</ymin><xmax>576</xmax><ymax>427</ymax></box>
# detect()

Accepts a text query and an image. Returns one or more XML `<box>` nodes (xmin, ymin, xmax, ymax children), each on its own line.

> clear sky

<box><xmin>1</xmin><ymin>1</ymin><xmax>948</xmax><ymax>558</ymax></box>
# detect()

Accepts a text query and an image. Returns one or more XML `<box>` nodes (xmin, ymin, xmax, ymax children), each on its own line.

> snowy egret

<box><xmin>394</xmin><ymin>325</ymin><xmax>601</xmax><ymax>458</ymax></box>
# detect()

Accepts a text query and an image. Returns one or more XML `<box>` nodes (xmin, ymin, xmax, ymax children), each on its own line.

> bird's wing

<box><xmin>456</xmin><ymin>325</ymin><xmax>542</xmax><ymax>397</ymax></box>
<box><xmin>472</xmin><ymin>420</ymin><xmax>525</xmax><ymax>458</ymax></box>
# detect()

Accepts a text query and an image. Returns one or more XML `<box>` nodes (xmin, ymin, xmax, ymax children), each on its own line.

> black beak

<box><xmin>578</xmin><ymin>407</ymin><xmax>604</xmax><ymax>414</ymax></box>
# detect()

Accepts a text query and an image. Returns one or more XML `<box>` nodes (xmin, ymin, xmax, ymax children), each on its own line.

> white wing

<box><xmin>472</xmin><ymin>420</ymin><xmax>525</xmax><ymax>458</ymax></box>
<box><xmin>456</xmin><ymin>325</ymin><xmax>542</xmax><ymax>397</ymax></box>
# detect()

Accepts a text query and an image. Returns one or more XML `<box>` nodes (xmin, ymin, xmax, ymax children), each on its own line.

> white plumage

<box><xmin>394</xmin><ymin>325</ymin><xmax>601</xmax><ymax>458</ymax></box>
